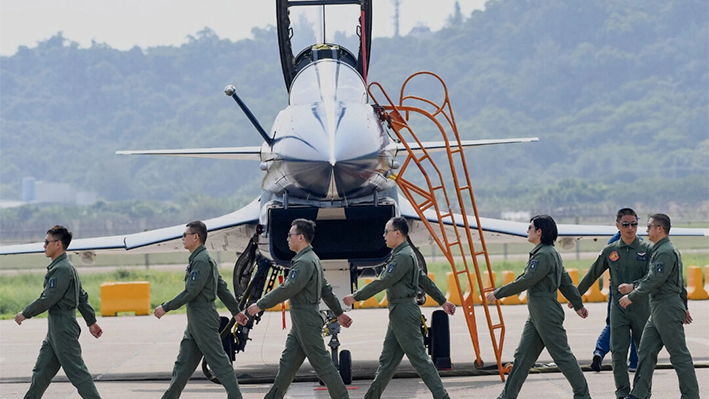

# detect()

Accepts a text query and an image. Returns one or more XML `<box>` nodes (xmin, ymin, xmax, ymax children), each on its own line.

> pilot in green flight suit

<box><xmin>15</xmin><ymin>225</ymin><xmax>103</xmax><ymax>399</ymax></box>
<box><xmin>242</xmin><ymin>218</ymin><xmax>353</xmax><ymax>399</ymax></box>
<box><xmin>15</xmin><ymin>226</ymin><xmax>103</xmax><ymax>399</ymax></box>
<box><xmin>343</xmin><ymin>216</ymin><xmax>456</xmax><ymax>399</ymax></box>
<box><xmin>576</xmin><ymin>208</ymin><xmax>651</xmax><ymax>399</ymax></box>
<box><xmin>486</xmin><ymin>215</ymin><xmax>591</xmax><ymax>399</ymax></box>
<box><xmin>154</xmin><ymin>221</ymin><xmax>243</xmax><ymax>399</ymax></box>
<box><xmin>620</xmin><ymin>214</ymin><xmax>699</xmax><ymax>399</ymax></box>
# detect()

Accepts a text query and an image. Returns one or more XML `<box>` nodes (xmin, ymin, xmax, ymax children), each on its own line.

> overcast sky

<box><xmin>0</xmin><ymin>0</ymin><xmax>486</xmax><ymax>56</ymax></box>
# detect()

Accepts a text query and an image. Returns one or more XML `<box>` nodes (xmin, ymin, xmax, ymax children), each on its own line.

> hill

<box><xmin>1</xmin><ymin>0</ymin><xmax>707</xmax><ymax>223</ymax></box>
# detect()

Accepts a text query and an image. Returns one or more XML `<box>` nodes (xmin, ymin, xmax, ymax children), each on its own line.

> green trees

<box><xmin>0</xmin><ymin>0</ymin><xmax>705</xmax><ymax>222</ymax></box>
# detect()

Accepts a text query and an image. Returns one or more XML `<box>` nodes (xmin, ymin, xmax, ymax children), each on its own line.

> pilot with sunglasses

<box><xmin>576</xmin><ymin>208</ymin><xmax>652</xmax><ymax>399</ymax></box>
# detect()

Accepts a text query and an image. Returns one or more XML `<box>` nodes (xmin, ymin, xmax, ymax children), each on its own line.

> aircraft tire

<box><xmin>339</xmin><ymin>350</ymin><xmax>352</xmax><ymax>384</ymax></box>
<box><xmin>430</xmin><ymin>310</ymin><xmax>452</xmax><ymax>370</ymax></box>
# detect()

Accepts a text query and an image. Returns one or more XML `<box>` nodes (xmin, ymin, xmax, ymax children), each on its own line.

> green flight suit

<box><xmin>627</xmin><ymin>237</ymin><xmax>699</xmax><ymax>399</ymax></box>
<box><xmin>493</xmin><ymin>243</ymin><xmax>590</xmax><ymax>399</ymax></box>
<box><xmin>22</xmin><ymin>253</ymin><xmax>101</xmax><ymax>399</ymax></box>
<box><xmin>352</xmin><ymin>241</ymin><xmax>450</xmax><ymax>399</ymax></box>
<box><xmin>577</xmin><ymin>237</ymin><xmax>652</xmax><ymax>398</ymax></box>
<box><xmin>257</xmin><ymin>245</ymin><xmax>349</xmax><ymax>399</ymax></box>
<box><xmin>160</xmin><ymin>245</ymin><xmax>242</xmax><ymax>399</ymax></box>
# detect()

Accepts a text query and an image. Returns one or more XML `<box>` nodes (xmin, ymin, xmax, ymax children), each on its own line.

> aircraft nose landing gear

<box><xmin>322</xmin><ymin>310</ymin><xmax>353</xmax><ymax>384</ymax></box>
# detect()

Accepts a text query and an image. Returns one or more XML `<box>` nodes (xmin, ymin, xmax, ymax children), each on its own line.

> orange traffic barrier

<box><xmin>499</xmin><ymin>271</ymin><xmax>523</xmax><ymax>305</ymax></box>
<box><xmin>600</xmin><ymin>269</ymin><xmax>611</xmax><ymax>298</ymax></box>
<box><xmin>466</xmin><ymin>272</ymin><xmax>483</xmax><ymax>304</ymax></box>
<box><xmin>686</xmin><ymin>266</ymin><xmax>708</xmax><ymax>300</ymax></box>
<box><xmin>446</xmin><ymin>271</ymin><xmax>464</xmax><ymax>305</ymax></box>
<box><xmin>357</xmin><ymin>278</ymin><xmax>381</xmax><ymax>308</ymax></box>
<box><xmin>705</xmin><ymin>266</ymin><xmax>709</xmax><ymax>296</ymax></box>
<box><xmin>581</xmin><ymin>268</ymin><xmax>608</xmax><ymax>302</ymax></box>
<box><xmin>557</xmin><ymin>268</ymin><xmax>579</xmax><ymax>303</ymax></box>
<box><xmin>423</xmin><ymin>273</ymin><xmax>440</xmax><ymax>307</ymax></box>
<box><xmin>100</xmin><ymin>281</ymin><xmax>150</xmax><ymax>316</ymax></box>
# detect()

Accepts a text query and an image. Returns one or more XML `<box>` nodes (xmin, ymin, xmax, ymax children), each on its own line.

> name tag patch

<box><xmin>529</xmin><ymin>260</ymin><xmax>538</xmax><ymax>270</ymax></box>
<box><xmin>655</xmin><ymin>263</ymin><xmax>664</xmax><ymax>273</ymax></box>
<box><xmin>190</xmin><ymin>271</ymin><xmax>198</xmax><ymax>281</ymax></box>
<box><xmin>289</xmin><ymin>269</ymin><xmax>299</xmax><ymax>280</ymax></box>
<box><xmin>386</xmin><ymin>263</ymin><xmax>396</xmax><ymax>273</ymax></box>
<box><xmin>636</xmin><ymin>252</ymin><xmax>647</xmax><ymax>261</ymax></box>
<box><xmin>48</xmin><ymin>278</ymin><xmax>57</xmax><ymax>288</ymax></box>
<box><xmin>609</xmin><ymin>251</ymin><xmax>619</xmax><ymax>262</ymax></box>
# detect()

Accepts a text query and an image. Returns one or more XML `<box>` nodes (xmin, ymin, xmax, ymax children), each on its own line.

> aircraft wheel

<box><xmin>339</xmin><ymin>350</ymin><xmax>352</xmax><ymax>384</ymax></box>
<box><xmin>430</xmin><ymin>310</ymin><xmax>451</xmax><ymax>369</ymax></box>
<box><xmin>202</xmin><ymin>359</ymin><xmax>221</xmax><ymax>384</ymax></box>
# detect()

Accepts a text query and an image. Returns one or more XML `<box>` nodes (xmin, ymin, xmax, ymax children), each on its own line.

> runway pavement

<box><xmin>1</xmin><ymin>301</ymin><xmax>707</xmax><ymax>398</ymax></box>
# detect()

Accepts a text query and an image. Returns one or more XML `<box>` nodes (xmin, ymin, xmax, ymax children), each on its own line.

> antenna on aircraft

<box><xmin>224</xmin><ymin>85</ymin><xmax>272</xmax><ymax>146</ymax></box>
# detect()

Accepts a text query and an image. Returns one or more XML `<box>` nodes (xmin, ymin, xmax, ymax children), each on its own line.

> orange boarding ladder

<box><xmin>369</xmin><ymin>72</ymin><xmax>509</xmax><ymax>381</ymax></box>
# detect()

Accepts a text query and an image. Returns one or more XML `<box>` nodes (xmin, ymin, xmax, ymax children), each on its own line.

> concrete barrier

<box><xmin>446</xmin><ymin>272</ymin><xmax>464</xmax><ymax>306</ymax></box>
<box><xmin>686</xmin><ymin>266</ymin><xmax>708</xmax><ymax>300</ymax></box>
<box><xmin>357</xmin><ymin>278</ymin><xmax>381</xmax><ymax>308</ymax></box>
<box><xmin>423</xmin><ymin>273</ymin><xmax>439</xmax><ymax>307</ymax></box>
<box><xmin>557</xmin><ymin>268</ymin><xmax>579</xmax><ymax>303</ymax></box>
<box><xmin>100</xmin><ymin>281</ymin><xmax>150</xmax><ymax>316</ymax></box>
<box><xmin>580</xmin><ymin>268</ymin><xmax>608</xmax><ymax>303</ymax></box>
<box><xmin>499</xmin><ymin>271</ymin><xmax>524</xmax><ymax>305</ymax></box>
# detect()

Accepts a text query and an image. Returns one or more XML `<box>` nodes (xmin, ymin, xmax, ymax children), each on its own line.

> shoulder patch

<box><xmin>190</xmin><ymin>271</ymin><xmax>198</xmax><ymax>281</ymax></box>
<box><xmin>655</xmin><ymin>263</ymin><xmax>664</xmax><ymax>274</ymax></box>
<box><xmin>48</xmin><ymin>278</ymin><xmax>57</xmax><ymax>288</ymax></box>
<box><xmin>608</xmin><ymin>251</ymin><xmax>619</xmax><ymax>262</ymax></box>
<box><xmin>289</xmin><ymin>269</ymin><xmax>299</xmax><ymax>280</ymax></box>
<box><xmin>386</xmin><ymin>262</ymin><xmax>396</xmax><ymax>273</ymax></box>
<box><xmin>528</xmin><ymin>260</ymin><xmax>538</xmax><ymax>270</ymax></box>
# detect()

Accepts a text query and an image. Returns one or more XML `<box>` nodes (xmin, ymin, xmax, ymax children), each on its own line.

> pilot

<box><xmin>240</xmin><ymin>218</ymin><xmax>353</xmax><ymax>399</ymax></box>
<box><xmin>153</xmin><ymin>220</ymin><xmax>244</xmax><ymax>399</ymax></box>
<box><xmin>15</xmin><ymin>225</ymin><xmax>103</xmax><ymax>399</ymax></box>
<box><xmin>574</xmin><ymin>208</ymin><xmax>651</xmax><ymax>399</ymax></box>
<box><xmin>485</xmin><ymin>215</ymin><xmax>591</xmax><ymax>399</ymax></box>
<box><xmin>343</xmin><ymin>216</ymin><xmax>456</xmax><ymax>399</ymax></box>
<box><xmin>619</xmin><ymin>213</ymin><xmax>699</xmax><ymax>399</ymax></box>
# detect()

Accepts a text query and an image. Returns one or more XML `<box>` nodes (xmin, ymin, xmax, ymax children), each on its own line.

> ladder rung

<box><xmin>491</xmin><ymin>323</ymin><xmax>504</xmax><ymax>330</ymax></box>
<box><xmin>458</xmin><ymin>185</ymin><xmax>469</xmax><ymax>191</ymax></box>
<box><xmin>450</xmin><ymin>148</ymin><xmax>461</xmax><ymax>154</ymax></box>
<box><xmin>448</xmin><ymin>241</ymin><xmax>460</xmax><ymax>247</ymax></box>
<box><xmin>431</xmin><ymin>185</ymin><xmax>443</xmax><ymax>191</ymax></box>
<box><xmin>439</xmin><ymin>212</ymin><xmax>451</xmax><ymax>219</ymax></box>
<box><xmin>475</xmin><ymin>250</ymin><xmax>486</xmax><ymax>256</ymax></box>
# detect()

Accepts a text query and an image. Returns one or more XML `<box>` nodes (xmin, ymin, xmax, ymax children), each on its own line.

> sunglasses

<box><xmin>620</xmin><ymin>222</ymin><xmax>638</xmax><ymax>228</ymax></box>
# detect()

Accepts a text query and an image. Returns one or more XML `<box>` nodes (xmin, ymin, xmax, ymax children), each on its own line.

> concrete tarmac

<box><xmin>1</xmin><ymin>301</ymin><xmax>707</xmax><ymax>398</ymax></box>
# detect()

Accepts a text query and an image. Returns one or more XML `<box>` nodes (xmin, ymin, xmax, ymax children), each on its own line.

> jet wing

<box><xmin>0</xmin><ymin>199</ymin><xmax>261</xmax><ymax>256</ymax></box>
<box><xmin>399</xmin><ymin>197</ymin><xmax>709</xmax><ymax>248</ymax></box>
<box><xmin>116</xmin><ymin>146</ymin><xmax>262</xmax><ymax>160</ymax></box>
<box><xmin>399</xmin><ymin>137</ymin><xmax>539</xmax><ymax>155</ymax></box>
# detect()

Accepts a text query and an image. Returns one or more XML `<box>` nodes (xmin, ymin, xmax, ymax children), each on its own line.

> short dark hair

<box><xmin>47</xmin><ymin>225</ymin><xmax>72</xmax><ymax>250</ymax></box>
<box><xmin>649</xmin><ymin>213</ymin><xmax>671</xmax><ymax>234</ymax></box>
<box><xmin>292</xmin><ymin>218</ymin><xmax>316</xmax><ymax>243</ymax></box>
<box><xmin>616</xmin><ymin>208</ymin><xmax>638</xmax><ymax>222</ymax></box>
<box><xmin>186</xmin><ymin>220</ymin><xmax>208</xmax><ymax>244</ymax></box>
<box><xmin>530</xmin><ymin>215</ymin><xmax>558</xmax><ymax>245</ymax></box>
<box><xmin>389</xmin><ymin>216</ymin><xmax>409</xmax><ymax>236</ymax></box>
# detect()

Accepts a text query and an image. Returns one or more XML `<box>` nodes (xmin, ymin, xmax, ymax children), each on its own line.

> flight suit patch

<box><xmin>48</xmin><ymin>278</ymin><xmax>57</xmax><ymax>288</ymax></box>
<box><xmin>529</xmin><ymin>260</ymin><xmax>538</xmax><ymax>269</ymax></box>
<box><xmin>655</xmin><ymin>263</ymin><xmax>664</xmax><ymax>273</ymax></box>
<box><xmin>636</xmin><ymin>252</ymin><xmax>647</xmax><ymax>261</ymax></box>
<box><xmin>289</xmin><ymin>269</ymin><xmax>298</xmax><ymax>280</ymax></box>
<box><xmin>609</xmin><ymin>251</ymin><xmax>619</xmax><ymax>262</ymax></box>
<box><xmin>386</xmin><ymin>263</ymin><xmax>396</xmax><ymax>273</ymax></box>
<box><xmin>190</xmin><ymin>271</ymin><xmax>198</xmax><ymax>281</ymax></box>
